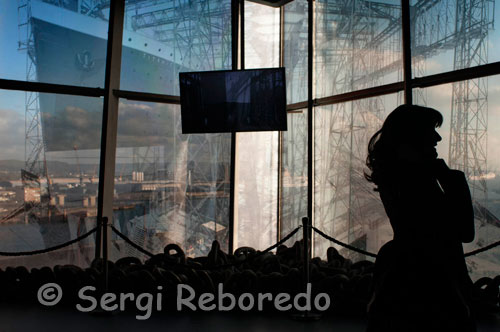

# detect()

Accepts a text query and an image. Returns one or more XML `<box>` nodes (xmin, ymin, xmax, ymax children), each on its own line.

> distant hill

<box><xmin>0</xmin><ymin>160</ymin><xmax>99</xmax><ymax>176</ymax></box>
<box><xmin>0</xmin><ymin>160</ymin><xmax>71</xmax><ymax>173</ymax></box>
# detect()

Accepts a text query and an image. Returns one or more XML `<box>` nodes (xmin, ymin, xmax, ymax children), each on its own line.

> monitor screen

<box><xmin>179</xmin><ymin>68</ymin><xmax>287</xmax><ymax>134</ymax></box>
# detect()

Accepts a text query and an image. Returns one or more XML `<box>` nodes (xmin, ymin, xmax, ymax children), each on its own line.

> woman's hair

<box><xmin>365</xmin><ymin>104</ymin><xmax>443</xmax><ymax>187</ymax></box>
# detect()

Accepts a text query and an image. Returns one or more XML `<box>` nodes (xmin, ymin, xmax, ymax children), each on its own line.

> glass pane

<box><xmin>244</xmin><ymin>1</ymin><xmax>280</xmax><ymax>69</ymax></box>
<box><xmin>121</xmin><ymin>0</ymin><xmax>232</xmax><ymax>95</ymax></box>
<box><xmin>315</xmin><ymin>0</ymin><xmax>402</xmax><ymax>98</ymax></box>
<box><xmin>0</xmin><ymin>89</ymin><xmax>101</xmax><ymax>269</ymax></box>
<box><xmin>235</xmin><ymin>132</ymin><xmax>278</xmax><ymax>250</ymax></box>
<box><xmin>314</xmin><ymin>94</ymin><xmax>401</xmax><ymax>260</ymax></box>
<box><xmin>281</xmin><ymin>109</ymin><xmax>308</xmax><ymax>242</ymax></box>
<box><xmin>0</xmin><ymin>1</ymin><xmax>109</xmax><ymax>87</ymax></box>
<box><xmin>411</xmin><ymin>0</ymin><xmax>496</xmax><ymax>78</ymax></box>
<box><xmin>417</xmin><ymin>78</ymin><xmax>500</xmax><ymax>280</ymax></box>
<box><xmin>111</xmin><ymin>101</ymin><xmax>231</xmax><ymax>260</ymax></box>
<box><xmin>233</xmin><ymin>2</ymin><xmax>280</xmax><ymax>250</ymax></box>
<box><xmin>284</xmin><ymin>0</ymin><xmax>308</xmax><ymax>104</ymax></box>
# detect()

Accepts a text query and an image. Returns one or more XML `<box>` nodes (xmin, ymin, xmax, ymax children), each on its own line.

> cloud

<box><xmin>42</xmin><ymin>104</ymin><xmax>102</xmax><ymax>151</ymax></box>
<box><xmin>0</xmin><ymin>109</ymin><xmax>26</xmax><ymax>160</ymax></box>
<box><xmin>116</xmin><ymin>101</ymin><xmax>177</xmax><ymax>147</ymax></box>
<box><xmin>38</xmin><ymin>96</ymin><xmax>180</xmax><ymax>152</ymax></box>
<box><xmin>487</xmin><ymin>134</ymin><xmax>500</xmax><ymax>172</ymax></box>
<box><xmin>422</xmin><ymin>59</ymin><xmax>443</xmax><ymax>73</ymax></box>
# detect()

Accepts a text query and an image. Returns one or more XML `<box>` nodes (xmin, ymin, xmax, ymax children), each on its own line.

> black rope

<box><xmin>312</xmin><ymin>226</ymin><xmax>378</xmax><ymax>258</ymax></box>
<box><xmin>313</xmin><ymin>226</ymin><xmax>500</xmax><ymax>259</ymax></box>
<box><xmin>464</xmin><ymin>240</ymin><xmax>500</xmax><ymax>257</ymax></box>
<box><xmin>111</xmin><ymin>224</ymin><xmax>302</xmax><ymax>270</ymax></box>
<box><xmin>0</xmin><ymin>227</ymin><xmax>97</xmax><ymax>257</ymax></box>
<box><xmin>110</xmin><ymin>225</ymin><xmax>155</xmax><ymax>258</ymax></box>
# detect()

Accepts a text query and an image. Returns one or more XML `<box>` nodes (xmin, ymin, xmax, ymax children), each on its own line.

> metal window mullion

<box><xmin>277</xmin><ymin>4</ymin><xmax>285</xmax><ymax>243</ymax></box>
<box><xmin>307</xmin><ymin>0</ymin><xmax>315</xmax><ymax>252</ymax></box>
<box><xmin>228</xmin><ymin>0</ymin><xmax>242</xmax><ymax>254</ymax></box>
<box><xmin>96</xmin><ymin>0</ymin><xmax>125</xmax><ymax>260</ymax></box>
<box><xmin>0</xmin><ymin>78</ymin><xmax>104</xmax><ymax>97</ymax></box>
<box><xmin>401</xmin><ymin>0</ymin><xmax>413</xmax><ymax>104</ymax></box>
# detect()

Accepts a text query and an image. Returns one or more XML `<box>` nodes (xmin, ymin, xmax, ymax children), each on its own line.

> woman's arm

<box><xmin>434</xmin><ymin>159</ymin><xmax>475</xmax><ymax>243</ymax></box>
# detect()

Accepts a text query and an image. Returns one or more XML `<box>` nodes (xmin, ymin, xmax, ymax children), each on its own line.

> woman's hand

<box><xmin>433</xmin><ymin>158</ymin><xmax>451</xmax><ymax>180</ymax></box>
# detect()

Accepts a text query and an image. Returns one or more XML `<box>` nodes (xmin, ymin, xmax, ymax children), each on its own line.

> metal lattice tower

<box><xmin>18</xmin><ymin>1</ymin><xmax>497</xmax><ymax>261</ymax></box>
<box><xmin>18</xmin><ymin>0</ymin><xmax>233</xmax><ymax>254</ymax></box>
<box><xmin>128</xmin><ymin>0</ymin><xmax>232</xmax><ymax>71</ymax></box>
<box><xmin>17</xmin><ymin>0</ymin><xmax>112</xmax><ymax>215</ymax></box>
<box><xmin>126</xmin><ymin>0</ymin><xmax>233</xmax><ymax>254</ymax></box>
<box><xmin>284</xmin><ymin>0</ymin><xmax>496</xmax><ymax>257</ymax></box>
<box><xmin>448</xmin><ymin>0</ymin><xmax>493</xmax><ymax>206</ymax></box>
<box><xmin>313</xmin><ymin>0</ymin><xmax>401</xmax><ymax>257</ymax></box>
<box><xmin>18</xmin><ymin>0</ymin><xmax>47</xmax><ymax>223</ymax></box>
<box><xmin>18</xmin><ymin>1</ymin><xmax>44</xmax><ymax>177</ymax></box>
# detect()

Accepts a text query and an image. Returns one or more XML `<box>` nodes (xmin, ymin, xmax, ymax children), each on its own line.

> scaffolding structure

<box><xmin>279</xmin><ymin>0</ymin><xmax>496</xmax><ymax>258</ymax></box>
<box><xmin>127</xmin><ymin>0</ymin><xmax>233</xmax><ymax>254</ymax></box>
<box><xmin>313</xmin><ymin>0</ymin><xmax>402</xmax><ymax>257</ymax></box>
<box><xmin>18</xmin><ymin>0</ymin><xmax>47</xmax><ymax>223</ymax></box>
<box><xmin>16</xmin><ymin>0</ymin><xmax>497</xmax><ymax>265</ymax></box>
<box><xmin>449</xmin><ymin>0</ymin><xmax>493</xmax><ymax>206</ymax></box>
<box><xmin>16</xmin><ymin>0</ymin><xmax>232</xmax><ymax>256</ymax></box>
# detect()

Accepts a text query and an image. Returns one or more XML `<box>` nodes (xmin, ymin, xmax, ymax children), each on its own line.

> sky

<box><xmin>1</xmin><ymin>0</ymin><xmax>500</xmax><ymax>172</ymax></box>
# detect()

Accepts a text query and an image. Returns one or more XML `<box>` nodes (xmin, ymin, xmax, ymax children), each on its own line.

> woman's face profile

<box><xmin>397</xmin><ymin>125</ymin><xmax>442</xmax><ymax>165</ymax></box>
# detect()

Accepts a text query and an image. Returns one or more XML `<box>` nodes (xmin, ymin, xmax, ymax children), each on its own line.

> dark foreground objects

<box><xmin>365</xmin><ymin>105</ymin><xmax>476</xmax><ymax>332</ymax></box>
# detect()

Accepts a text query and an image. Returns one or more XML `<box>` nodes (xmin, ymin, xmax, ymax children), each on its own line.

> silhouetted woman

<box><xmin>365</xmin><ymin>105</ymin><xmax>476</xmax><ymax>332</ymax></box>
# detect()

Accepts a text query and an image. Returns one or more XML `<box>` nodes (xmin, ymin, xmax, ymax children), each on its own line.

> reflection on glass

<box><xmin>0</xmin><ymin>90</ymin><xmax>101</xmax><ymax>269</ymax></box>
<box><xmin>111</xmin><ymin>101</ymin><xmax>231</xmax><ymax>260</ymax></box>
<box><xmin>0</xmin><ymin>1</ymin><xmax>109</xmax><ymax>86</ymax></box>
<box><xmin>120</xmin><ymin>0</ymin><xmax>232</xmax><ymax>95</ymax></box>
<box><xmin>236</xmin><ymin>132</ymin><xmax>278</xmax><ymax>250</ymax></box>
<box><xmin>410</xmin><ymin>0</ymin><xmax>496</xmax><ymax>78</ymax></box>
<box><xmin>281</xmin><ymin>110</ymin><xmax>308</xmax><ymax>243</ymax></box>
<box><xmin>315</xmin><ymin>0</ymin><xmax>401</xmax><ymax>98</ymax></box>
<box><xmin>420</xmin><ymin>80</ymin><xmax>500</xmax><ymax>280</ymax></box>
<box><xmin>284</xmin><ymin>0</ymin><xmax>308</xmax><ymax>104</ymax></box>
<box><xmin>244</xmin><ymin>2</ymin><xmax>280</xmax><ymax>69</ymax></box>
<box><xmin>233</xmin><ymin>2</ymin><xmax>280</xmax><ymax>251</ymax></box>
<box><xmin>314</xmin><ymin>95</ymin><xmax>400</xmax><ymax>260</ymax></box>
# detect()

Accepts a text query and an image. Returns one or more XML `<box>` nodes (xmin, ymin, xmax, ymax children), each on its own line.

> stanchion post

<box><xmin>302</xmin><ymin>216</ymin><xmax>310</xmax><ymax>288</ymax></box>
<box><xmin>102</xmin><ymin>216</ymin><xmax>109</xmax><ymax>292</ymax></box>
<box><xmin>92</xmin><ymin>216</ymin><xmax>114</xmax><ymax>316</ymax></box>
<box><xmin>291</xmin><ymin>217</ymin><xmax>321</xmax><ymax>321</ymax></box>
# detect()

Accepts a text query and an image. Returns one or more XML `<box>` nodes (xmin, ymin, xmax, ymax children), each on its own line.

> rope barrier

<box><xmin>0</xmin><ymin>227</ymin><xmax>97</xmax><ymax>257</ymax></box>
<box><xmin>312</xmin><ymin>226</ymin><xmax>378</xmax><ymax>258</ymax></box>
<box><xmin>312</xmin><ymin>225</ymin><xmax>500</xmax><ymax>259</ymax></box>
<box><xmin>464</xmin><ymin>239</ymin><xmax>500</xmax><ymax>257</ymax></box>
<box><xmin>110</xmin><ymin>225</ymin><xmax>155</xmax><ymax>258</ymax></box>
<box><xmin>111</xmin><ymin>224</ymin><xmax>302</xmax><ymax>270</ymax></box>
<box><xmin>1</xmin><ymin>220</ymin><xmax>497</xmax><ymax>261</ymax></box>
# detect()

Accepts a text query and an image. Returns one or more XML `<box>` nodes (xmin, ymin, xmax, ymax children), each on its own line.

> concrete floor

<box><xmin>0</xmin><ymin>305</ymin><xmax>499</xmax><ymax>332</ymax></box>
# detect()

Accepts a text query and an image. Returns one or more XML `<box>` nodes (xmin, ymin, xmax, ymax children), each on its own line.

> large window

<box><xmin>418</xmin><ymin>79</ymin><xmax>500</xmax><ymax>280</ymax></box>
<box><xmin>0</xmin><ymin>89</ymin><xmax>101</xmax><ymax>268</ymax></box>
<box><xmin>410</xmin><ymin>0</ymin><xmax>497</xmax><ymax>78</ymax></box>
<box><xmin>120</xmin><ymin>0</ymin><xmax>232</xmax><ymax>95</ymax></box>
<box><xmin>313</xmin><ymin>94</ymin><xmax>401</xmax><ymax>259</ymax></box>
<box><xmin>112</xmin><ymin>101</ymin><xmax>231</xmax><ymax>259</ymax></box>
<box><xmin>0</xmin><ymin>0</ymin><xmax>499</xmax><ymax>283</ymax></box>
<box><xmin>2</xmin><ymin>1</ymin><xmax>110</xmax><ymax>86</ymax></box>
<box><xmin>235</xmin><ymin>2</ymin><xmax>280</xmax><ymax>250</ymax></box>
<box><xmin>315</xmin><ymin>0</ymin><xmax>402</xmax><ymax>97</ymax></box>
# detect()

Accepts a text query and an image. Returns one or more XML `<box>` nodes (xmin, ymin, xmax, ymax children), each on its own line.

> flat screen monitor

<box><xmin>179</xmin><ymin>68</ymin><xmax>287</xmax><ymax>134</ymax></box>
